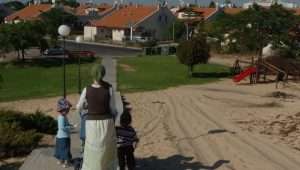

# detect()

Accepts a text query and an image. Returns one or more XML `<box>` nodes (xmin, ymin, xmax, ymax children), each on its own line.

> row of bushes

<box><xmin>143</xmin><ymin>46</ymin><xmax>177</xmax><ymax>56</ymax></box>
<box><xmin>0</xmin><ymin>110</ymin><xmax>57</xmax><ymax>158</ymax></box>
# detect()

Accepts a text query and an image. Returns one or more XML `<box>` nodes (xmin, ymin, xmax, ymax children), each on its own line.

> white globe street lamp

<box><xmin>58</xmin><ymin>25</ymin><xmax>71</xmax><ymax>99</ymax></box>
<box><xmin>246</xmin><ymin>23</ymin><xmax>252</xmax><ymax>29</ymax></box>
<box><xmin>58</xmin><ymin>25</ymin><xmax>71</xmax><ymax>37</ymax></box>
<box><xmin>75</xmin><ymin>35</ymin><xmax>83</xmax><ymax>94</ymax></box>
<box><xmin>76</xmin><ymin>35</ymin><xmax>83</xmax><ymax>43</ymax></box>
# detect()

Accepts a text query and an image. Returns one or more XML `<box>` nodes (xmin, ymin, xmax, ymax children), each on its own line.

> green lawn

<box><xmin>0</xmin><ymin>59</ymin><xmax>97</xmax><ymax>102</ymax></box>
<box><xmin>117</xmin><ymin>55</ymin><xmax>230</xmax><ymax>93</ymax></box>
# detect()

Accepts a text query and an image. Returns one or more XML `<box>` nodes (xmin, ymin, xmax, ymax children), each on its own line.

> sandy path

<box><xmin>126</xmin><ymin>80</ymin><xmax>300</xmax><ymax>170</ymax></box>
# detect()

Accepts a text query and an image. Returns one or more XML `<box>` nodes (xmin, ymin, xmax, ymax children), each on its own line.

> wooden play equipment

<box><xmin>231</xmin><ymin>56</ymin><xmax>299</xmax><ymax>84</ymax></box>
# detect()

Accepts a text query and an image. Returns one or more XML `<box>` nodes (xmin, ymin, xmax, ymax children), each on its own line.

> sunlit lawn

<box><xmin>0</xmin><ymin>59</ymin><xmax>97</xmax><ymax>102</ymax></box>
<box><xmin>118</xmin><ymin>55</ymin><xmax>230</xmax><ymax>93</ymax></box>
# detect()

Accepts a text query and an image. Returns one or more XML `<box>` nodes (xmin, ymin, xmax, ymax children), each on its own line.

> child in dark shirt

<box><xmin>116</xmin><ymin>112</ymin><xmax>139</xmax><ymax>170</ymax></box>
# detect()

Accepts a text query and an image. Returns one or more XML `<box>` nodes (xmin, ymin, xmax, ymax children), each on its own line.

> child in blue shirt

<box><xmin>54</xmin><ymin>98</ymin><xmax>73</xmax><ymax>168</ymax></box>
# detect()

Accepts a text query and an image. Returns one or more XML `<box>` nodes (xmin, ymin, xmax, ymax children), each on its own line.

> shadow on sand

<box><xmin>0</xmin><ymin>162</ymin><xmax>23</xmax><ymax>170</ymax></box>
<box><xmin>137</xmin><ymin>155</ymin><xmax>230</xmax><ymax>170</ymax></box>
<box><xmin>192</xmin><ymin>72</ymin><xmax>231</xmax><ymax>79</ymax></box>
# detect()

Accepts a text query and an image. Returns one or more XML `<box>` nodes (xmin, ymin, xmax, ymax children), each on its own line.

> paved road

<box><xmin>64</xmin><ymin>41</ymin><xmax>142</xmax><ymax>58</ymax></box>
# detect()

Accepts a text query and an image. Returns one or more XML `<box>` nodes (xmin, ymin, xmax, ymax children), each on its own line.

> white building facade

<box><xmin>243</xmin><ymin>0</ymin><xmax>298</xmax><ymax>9</ymax></box>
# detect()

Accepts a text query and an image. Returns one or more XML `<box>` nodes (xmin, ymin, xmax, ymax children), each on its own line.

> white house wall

<box><xmin>84</xmin><ymin>26</ymin><xmax>97</xmax><ymax>41</ymax></box>
<box><xmin>112</xmin><ymin>29</ymin><xmax>125</xmax><ymax>41</ymax></box>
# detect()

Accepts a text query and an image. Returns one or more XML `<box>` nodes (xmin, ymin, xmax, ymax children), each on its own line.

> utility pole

<box><xmin>172</xmin><ymin>22</ymin><xmax>175</xmax><ymax>41</ymax></box>
<box><xmin>186</xmin><ymin>23</ymin><xmax>189</xmax><ymax>40</ymax></box>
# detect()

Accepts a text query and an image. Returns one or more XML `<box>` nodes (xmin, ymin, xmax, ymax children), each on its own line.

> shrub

<box><xmin>27</xmin><ymin>111</ymin><xmax>58</xmax><ymax>134</ymax></box>
<box><xmin>0</xmin><ymin>110</ymin><xmax>57</xmax><ymax>134</ymax></box>
<box><xmin>177</xmin><ymin>37</ymin><xmax>210</xmax><ymax>76</ymax></box>
<box><xmin>0</xmin><ymin>110</ymin><xmax>57</xmax><ymax>158</ymax></box>
<box><xmin>0</xmin><ymin>122</ymin><xmax>42</xmax><ymax>158</ymax></box>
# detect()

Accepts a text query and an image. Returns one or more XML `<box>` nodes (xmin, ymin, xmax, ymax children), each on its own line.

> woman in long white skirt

<box><xmin>77</xmin><ymin>64</ymin><xmax>118</xmax><ymax>170</ymax></box>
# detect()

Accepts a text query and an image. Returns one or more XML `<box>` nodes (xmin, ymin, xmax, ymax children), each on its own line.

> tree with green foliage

<box><xmin>55</xmin><ymin>0</ymin><xmax>80</xmax><ymax>7</ymax></box>
<box><xmin>0</xmin><ymin>10</ymin><xmax>5</xmax><ymax>23</ymax></box>
<box><xmin>209</xmin><ymin>1</ymin><xmax>216</xmax><ymax>8</ymax></box>
<box><xmin>207</xmin><ymin>4</ymin><xmax>299</xmax><ymax>55</ymax></box>
<box><xmin>0</xmin><ymin>24</ymin><xmax>13</xmax><ymax>57</ymax></box>
<box><xmin>40</xmin><ymin>8</ymin><xmax>77</xmax><ymax>46</ymax></box>
<box><xmin>177</xmin><ymin>20</ymin><xmax>210</xmax><ymax>76</ymax></box>
<box><xmin>4</xmin><ymin>1</ymin><xmax>25</xmax><ymax>11</ymax></box>
<box><xmin>0</xmin><ymin>21</ymin><xmax>48</xmax><ymax>61</ymax></box>
<box><xmin>0</xmin><ymin>74</ymin><xmax>3</xmax><ymax>89</ymax></box>
<box><xmin>234</xmin><ymin>4</ymin><xmax>298</xmax><ymax>57</ymax></box>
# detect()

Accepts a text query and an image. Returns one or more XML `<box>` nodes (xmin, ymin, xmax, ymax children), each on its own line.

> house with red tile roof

<box><xmin>292</xmin><ymin>8</ymin><xmax>300</xmax><ymax>16</ymax></box>
<box><xmin>0</xmin><ymin>3</ymin><xmax>14</xmax><ymax>23</ymax></box>
<box><xmin>176</xmin><ymin>7</ymin><xmax>221</xmax><ymax>21</ymax></box>
<box><xmin>75</xmin><ymin>3</ymin><xmax>115</xmax><ymax>25</ymax></box>
<box><xmin>84</xmin><ymin>4</ymin><xmax>175</xmax><ymax>42</ymax></box>
<box><xmin>223</xmin><ymin>8</ymin><xmax>243</xmax><ymax>15</ymax></box>
<box><xmin>5</xmin><ymin>4</ymin><xmax>52</xmax><ymax>23</ymax></box>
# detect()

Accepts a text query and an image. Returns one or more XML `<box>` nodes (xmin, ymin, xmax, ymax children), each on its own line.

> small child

<box><xmin>54</xmin><ymin>98</ymin><xmax>73</xmax><ymax>168</ymax></box>
<box><xmin>116</xmin><ymin>112</ymin><xmax>139</xmax><ymax>170</ymax></box>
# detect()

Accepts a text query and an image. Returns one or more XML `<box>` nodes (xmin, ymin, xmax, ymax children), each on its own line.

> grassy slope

<box><xmin>118</xmin><ymin>56</ymin><xmax>230</xmax><ymax>93</ymax></box>
<box><xmin>0</xmin><ymin>59</ymin><xmax>97</xmax><ymax>102</ymax></box>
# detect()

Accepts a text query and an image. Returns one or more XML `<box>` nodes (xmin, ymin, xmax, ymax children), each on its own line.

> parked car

<box><xmin>131</xmin><ymin>36</ymin><xmax>152</xmax><ymax>43</ymax></box>
<box><xmin>43</xmin><ymin>47</ymin><xmax>69</xmax><ymax>56</ymax></box>
<box><xmin>69</xmin><ymin>51</ymin><xmax>96</xmax><ymax>59</ymax></box>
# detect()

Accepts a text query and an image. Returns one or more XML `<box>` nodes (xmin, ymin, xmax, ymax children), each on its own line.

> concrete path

<box><xmin>20</xmin><ymin>57</ymin><xmax>123</xmax><ymax>170</ymax></box>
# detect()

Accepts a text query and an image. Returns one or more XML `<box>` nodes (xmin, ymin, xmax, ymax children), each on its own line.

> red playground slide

<box><xmin>233</xmin><ymin>67</ymin><xmax>256</xmax><ymax>83</ymax></box>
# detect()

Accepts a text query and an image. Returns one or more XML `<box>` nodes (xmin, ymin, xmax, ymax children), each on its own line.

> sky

<box><xmin>1</xmin><ymin>0</ymin><xmax>300</xmax><ymax>7</ymax></box>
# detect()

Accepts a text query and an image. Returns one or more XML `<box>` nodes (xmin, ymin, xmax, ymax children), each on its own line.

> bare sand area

<box><xmin>1</xmin><ymin>79</ymin><xmax>300</xmax><ymax>169</ymax></box>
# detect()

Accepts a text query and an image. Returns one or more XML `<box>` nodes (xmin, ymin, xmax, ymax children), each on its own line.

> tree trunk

<box><xmin>21</xmin><ymin>49</ymin><xmax>25</xmax><ymax>62</ymax></box>
<box><xmin>17</xmin><ymin>50</ymin><xmax>20</xmax><ymax>60</ymax></box>
<box><xmin>188</xmin><ymin>65</ymin><xmax>194</xmax><ymax>77</ymax></box>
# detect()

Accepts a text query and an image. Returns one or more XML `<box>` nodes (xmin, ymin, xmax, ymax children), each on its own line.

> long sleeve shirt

<box><xmin>76</xmin><ymin>84</ymin><xmax>118</xmax><ymax>118</ymax></box>
<box><xmin>116</xmin><ymin>126</ymin><xmax>139</xmax><ymax>147</ymax></box>
<box><xmin>56</xmin><ymin>115</ymin><xmax>72</xmax><ymax>138</ymax></box>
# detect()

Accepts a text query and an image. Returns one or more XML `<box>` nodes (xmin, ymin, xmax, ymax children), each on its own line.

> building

<box><xmin>75</xmin><ymin>3</ymin><xmax>115</xmax><ymax>26</ymax></box>
<box><xmin>175</xmin><ymin>7</ymin><xmax>221</xmax><ymax>21</ymax></box>
<box><xmin>222</xmin><ymin>8</ymin><xmax>243</xmax><ymax>15</ymax></box>
<box><xmin>4</xmin><ymin>4</ymin><xmax>52</xmax><ymax>23</ymax></box>
<box><xmin>84</xmin><ymin>4</ymin><xmax>175</xmax><ymax>42</ymax></box>
<box><xmin>243</xmin><ymin>0</ymin><xmax>298</xmax><ymax>9</ymax></box>
<box><xmin>0</xmin><ymin>4</ymin><xmax>14</xmax><ymax>23</ymax></box>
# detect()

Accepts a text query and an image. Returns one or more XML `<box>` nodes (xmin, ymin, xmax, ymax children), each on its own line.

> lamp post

<box><xmin>75</xmin><ymin>35</ymin><xmax>83</xmax><ymax>94</ymax></box>
<box><xmin>58</xmin><ymin>25</ymin><xmax>71</xmax><ymax>99</ymax></box>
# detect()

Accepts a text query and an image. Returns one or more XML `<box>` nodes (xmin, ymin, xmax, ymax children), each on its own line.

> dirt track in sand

<box><xmin>2</xmin><ymin>79</ymin><xmax>300</xmax><ymax>169</ymax></box>
<box><xmin>125</xmin><ymin>80</ymin><xmax>300</xmax><ymax>170</ymax></box>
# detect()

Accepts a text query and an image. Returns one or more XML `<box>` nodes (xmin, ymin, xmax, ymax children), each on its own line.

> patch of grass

<box><xmin>0</xmin><ymin>59</ymin><xmax>98</xmax><ymax>102</ymax></box>
<box><xmin>118</xmin><ymin>55</ymin><xmax>230</xmax><ymax>92</ymax></box>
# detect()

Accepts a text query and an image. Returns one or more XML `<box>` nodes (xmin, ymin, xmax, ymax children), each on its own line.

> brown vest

<box><xmin>86</xmin><ymin>83</ymin><xmax>112</xmax><ymax>120</ymax></box>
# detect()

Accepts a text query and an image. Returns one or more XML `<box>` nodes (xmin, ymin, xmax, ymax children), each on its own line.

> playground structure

<box><xmin>232</xmin><ymin>56</ymin><xmax>300</xmax><ymax>84</ymax></box>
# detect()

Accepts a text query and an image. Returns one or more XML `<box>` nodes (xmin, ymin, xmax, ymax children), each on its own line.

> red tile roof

<box><xmin>191</xmin><ymin>8</ymin><xmax>217</xmax><ymax>19</ymax></box>
<box><xmin>91</xmin><ymin>5</ymin><xmax>158</xmax><ymax>28</ymax></box>
<box><xmin>5</xmin><ymin>4</ymin><xmax>52</xmax><ymax>22</ymax></box>
<box><xmin>76</xmin><ymin>4</ymin><xmax>112</xmax><ymax>16</ymax></box>
<box><xmin>223</xmin><ymin>8</ymin><xmax>243</xmax><ymax>15</ymax></box>
<box><xmin>176</xmin><ymin>7</ymin><xmax>217</xmax><ymax>20</ymax></box>
<box><xmin>292</xmin><ymin>8</ymin><xmax>300</xmax><ymax>16</ymax></box>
